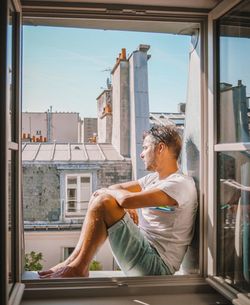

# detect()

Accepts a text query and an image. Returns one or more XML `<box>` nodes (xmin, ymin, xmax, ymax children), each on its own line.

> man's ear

<box><xmin>158</xmin><ymin>142</ymin><xmax>166</xmax><ymax>153</ymax></box>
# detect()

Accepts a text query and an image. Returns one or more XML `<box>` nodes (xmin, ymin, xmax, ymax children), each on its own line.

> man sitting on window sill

<box><xmin>39</xmin><ymin>125</ymin><xmax>198</xmax><ymax>278</ymax></box>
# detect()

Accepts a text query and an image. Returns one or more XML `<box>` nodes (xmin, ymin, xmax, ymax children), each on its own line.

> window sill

<box><xmin>20</xmin><ymin>275</ymin><xmax>231</xmax><ymax>305</ymax></box>
<box><xmin>22</xmin><ymin>270</ymin><xmax>125</xmax><ymax>280</ymax></box>
<box><xmin>21</xmin><ymin>273</ymin><xmax>219</xmax><ymax>300</ymax></box>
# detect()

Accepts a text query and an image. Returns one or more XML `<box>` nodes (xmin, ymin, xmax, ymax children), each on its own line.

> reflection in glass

<box><xmin>218</xmin><ymin>0</ymin><xmax>250</xmax><ymax>143</ymax></box>
<box><xmin>217</xmin><ymin>151</ymin><xmax>250</xmax><ymax>292</ymax></box>
<box><xmin>7</xmin><ymin>9</ymin><xmax>13</xmax><ymax>143</ymax></box>
<box><xmin>8</xmin><ymin>150</ymin><xmax>13</xmax><ymax>287</ymax></box>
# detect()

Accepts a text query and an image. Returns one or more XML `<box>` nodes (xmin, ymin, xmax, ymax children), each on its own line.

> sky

<box><xmin>220</xmin><ymin>36</ymin><xmax>250</xmax><ymax>95</ymax></box>
<box><xmin>22</xmin><ymin>26</ymin><xmax>191</xmax><ymax>118</ymax></box>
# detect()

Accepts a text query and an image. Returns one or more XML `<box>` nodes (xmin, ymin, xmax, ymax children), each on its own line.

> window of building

<box><xmin>65</xmin><ymin>174</ymin><xmax>91</xmax><ymax>217</ymax></box>
<box><xmin>216</xmin><ymin>0</ymin><xmax>250</xmax><ymax>294</ymax></box>
<box><xmin>63</xmin><ymin>247</ymin><xmax>75</xmax><ymax>260</ymax></box>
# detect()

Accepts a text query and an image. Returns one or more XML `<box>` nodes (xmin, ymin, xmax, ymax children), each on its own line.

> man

<box><xmin>39</xmin><ymin>125</ymin><xmax>197</xmax><ymax>278</ymax></box>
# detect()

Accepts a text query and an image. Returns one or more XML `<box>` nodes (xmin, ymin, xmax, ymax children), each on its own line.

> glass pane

<box><xmin>80</xmin><ymin>176</ymin><xmax>90</xmax><ymax>202</ymax></box>
<box><xmin>7</xmin><ymin>9</ymin><xmax>13</xmax><ymax>143</ymax></box>
<box><xmin>67</xmin><ymin>188</ymin><xmax>76</xmax><ymax>200</ymax></box>
<box><xmin>217</xmin><ymin>151</ymin><xmax>250</xmax><ymax>292</ymax></box>
<box><xmin>218</xmin><ymin>0</ymin><xmax>250</xmax><ymax>143</ymax></box>
<box><xmin>63</xmin><ymin>247</ymin><xmax>74</xmax><ymax>260</ymax></box>
<box><xmin>81</xmin><ymin>177</ymin><xmax>90</xmax><ymax>184</ymax></box>
<box><xmin>67</xmin><ymin>177</ymin><xmax>77</xmax><ymax>185</ymax></box>
<box><xmin>67</xmin><ymin>201</ymin><xmax>77</xmax><ymax>212</ymax></box>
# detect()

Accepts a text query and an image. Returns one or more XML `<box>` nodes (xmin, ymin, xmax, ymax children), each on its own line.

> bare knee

<box><xmin>89</xmin><ymin>193</ymin><xmax>117</xmax><ymax>212</ymax></box>
<box><xmin>89</xmin><ymin>194</ymin><xmax>125</xmax><ymax>227</ymax></box>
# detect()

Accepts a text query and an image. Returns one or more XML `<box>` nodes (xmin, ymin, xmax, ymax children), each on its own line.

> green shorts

<box><xmin>108</xmin><ymin>213</ymin><xmax>172</xmax><ymax>276</ymax></box>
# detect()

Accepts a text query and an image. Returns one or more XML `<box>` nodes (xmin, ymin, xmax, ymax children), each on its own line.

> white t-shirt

<box><xmin>138</xmin><ymin>171</ymin><xmax>198</xmax><ymax>273</ymax></box>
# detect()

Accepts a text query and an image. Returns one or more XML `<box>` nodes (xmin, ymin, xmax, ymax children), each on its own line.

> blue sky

<box><xmin>22</xmin><ymin>26</ymin><xmax>190</xmax><ymax>118</ymax></box>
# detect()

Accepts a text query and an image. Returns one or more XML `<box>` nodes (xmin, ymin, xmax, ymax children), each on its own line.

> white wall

<box><xmin>52</xmin><ymin>113</ymin><xmax>79</xmax><ymax>142</ymax></box>
<box><xmin>22</xmin><ymin>112</ymin><xmax>47</xmax><ymax>139</ymax></box>
<box><xmin>22</xmin><ymin>112</ymin><xmax>80</xmax><ymax>142</ymax></box>
<box><xmin>24</xmin><ymin>231</ymin><xmax>114</xmax><ymax>271</ymax></box>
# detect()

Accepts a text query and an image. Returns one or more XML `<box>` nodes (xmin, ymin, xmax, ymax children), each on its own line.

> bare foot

<box><xmin>38</xmin><ymin>253</ymin><xmax>80</xmax><ymax>276</ymax></box>
<box><xmin>39</xmin><ymin>265</ymin><xmax>89</xmax><ymax>278</ymax></box>
<box><xmin>38</xmin><ymin>269</ymin><xmax>53</xmax><ymax>276</ymax></box>
<box><xmin>38</xmin><ymin>261</ymin><xmax>68</xmax><ymax>276</ymax></box>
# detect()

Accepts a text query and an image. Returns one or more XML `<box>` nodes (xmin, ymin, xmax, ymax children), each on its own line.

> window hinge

<box><xmin>117</xmin><ymin>281</ymin><xmax>128</xmax><ymax>287</ymax></box>
<box><xmin>105</xmin><ymin>8</ymin><xmax>146</xmax><ymax>15</ymax></box>
<box><xmin>122</xmin><ymin>9</ymin><xmax>146</xmax><ymax>15</ymax></box>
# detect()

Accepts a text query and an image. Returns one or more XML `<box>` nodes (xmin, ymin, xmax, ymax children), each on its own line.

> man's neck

<box><xmin>157</xmin><ymin>163</ymin><xmax>179</xmax><ymax>180</ymax></box>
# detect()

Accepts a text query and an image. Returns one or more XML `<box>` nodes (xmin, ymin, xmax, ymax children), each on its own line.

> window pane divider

<box><xmin>214</xmin><ymin>143</ymin><xmax>250</xmax><ymax>151</ymax></box>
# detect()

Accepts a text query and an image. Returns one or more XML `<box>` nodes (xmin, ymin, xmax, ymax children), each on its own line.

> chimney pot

<box><xmin>121</xmin><ymin>48</ymin><xmax>126</xmax><ymax>60</ymax></box>
<box><xmin>138</xmin><ymin>44</ymin><xmax>150</xmax><ymax>52</ymax></box>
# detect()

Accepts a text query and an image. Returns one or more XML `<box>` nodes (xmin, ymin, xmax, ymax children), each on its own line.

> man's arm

<box><xmin>94</xmin><ymin>181</ymin><xmax>142</xmax><ymax>225</ymax></box>
<box><xmin>108</xmin><ymin>180</ymin><xmax>142</xmax><ymax>193</ymax></box>
<box><xmin>105</xmin><ymin>187</ymin><xmax>177</xmax><ymax>209</ymax></box>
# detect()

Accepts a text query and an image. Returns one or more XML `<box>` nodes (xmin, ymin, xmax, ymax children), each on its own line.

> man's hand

<box><xmin>93</xmin><ymin>188</ymin><xmax>108</xmax><ymax>197</ymax></box>
<box><xmin>125</xmin><ymin>209</ymin><xmax>139</xmax><ymax>225</ymax></box>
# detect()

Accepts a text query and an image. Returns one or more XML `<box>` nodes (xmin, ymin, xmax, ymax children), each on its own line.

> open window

<box><xmin>207</xmin><ymin>0</ymin><xmax>250</xmax><ymax>302</ymax></box>
<box><xmin>5</xmin><ymin>1</ymin><xmax>250</xmax><ymax>304</ymax></box>
<box><xmin>0</xmin><ymin>0</ymin><xmax>24</xmax><ymax>304</ymax></box>
<box><xmin>20</xmin><ymin>12</ymin><xmax>205</xmax><ymax>284</ymax></box>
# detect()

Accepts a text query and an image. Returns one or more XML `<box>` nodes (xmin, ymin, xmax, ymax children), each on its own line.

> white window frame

<box><xmin>1</xmin><ymin>0</ymin><xmax>24</xmax><ymax>304</ymax></box>
<box><xmin>22</xmin><ymin>9</ymin><xmax>206</xmax><ymax>287</ymax></box>
<box><xmin>206</xmin><ymin>1</ymin><xmax>250</xmax><ymax>304</ymax></box>
<box><xmin>15</xmin><ymin>1</ymin><xmax>248</xmax><ymax>303</ymax></box>
<box><xmin>21</xmin><ymin>12</ymin><xmax>207</xmax><ymax>290</ymax></box>
<box><xmin>65</xmin><ymin>173</ymin><xmax>92</xmax><ymax>218</ymax></box>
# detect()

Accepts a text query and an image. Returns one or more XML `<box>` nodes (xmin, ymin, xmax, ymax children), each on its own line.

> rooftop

<box><xmin>22</xmin><ymin>143</ymin><xmax>125</xmax><ymax>162</ymax></box>
<box><xmin>149</xmin><ymin>112</ymin><xmax>185</xmax><ymax>127</ymax></box>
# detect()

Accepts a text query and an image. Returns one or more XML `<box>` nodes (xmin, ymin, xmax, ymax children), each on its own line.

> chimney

<box><xmin>138</xmin><ymin>44</ymin><xmax>150</xmax><ymax>53</ymax></box>
<box><xmin>121</xmin><ymin>48</ymin><xmax>126</xmax><ymax>60</ymax></box>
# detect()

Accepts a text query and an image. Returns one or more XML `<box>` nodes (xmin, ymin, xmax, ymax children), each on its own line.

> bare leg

<box><xmin>39</xmin><ymin>194</ymin><xmax>98</xmax><ymax>276</ymax></box>
<box><xmin>40</xmin><ymin>194</ymin><xmax>125</xmax><ymax>278</ymax></box>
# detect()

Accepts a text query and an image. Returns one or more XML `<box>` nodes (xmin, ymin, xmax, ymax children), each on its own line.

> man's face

<box><xmin>140</xmin><ymin>135</ymin><xmax>157</xmax><ymax>171</ymax></box>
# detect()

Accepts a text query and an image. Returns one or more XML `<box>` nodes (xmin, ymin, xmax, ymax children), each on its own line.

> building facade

<box><xmin>22</xmin><ymin>142</ymin><xmax>131</xmax><ymax>270</ymax></box>
<box><xmin>22</xmin><ymin>110</ymin><xmax>81</xmax><ymax>143</ymax></box>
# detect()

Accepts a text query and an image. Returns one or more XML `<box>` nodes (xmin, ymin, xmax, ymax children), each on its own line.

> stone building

<box><xmin>22</xmin><ymin>142</ymin><xmax>131</xmax><ymax>270</ymax></box>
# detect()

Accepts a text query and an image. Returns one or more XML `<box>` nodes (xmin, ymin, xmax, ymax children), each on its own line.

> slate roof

<box><xmin>22</xmin><ymin>143</ymin><xmax>125</xmax><ymax>162</ymax></box>
<box><xmin>149</xmin><ymin>112</ymin><xmax>185</xmax><ymax>127</ymax></box>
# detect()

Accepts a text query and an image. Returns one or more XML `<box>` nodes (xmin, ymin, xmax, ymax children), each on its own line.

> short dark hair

<box><xmin>144</xmin><ymin>125</ymin><xmax>182</xmax><ymax>159</ymax></box>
